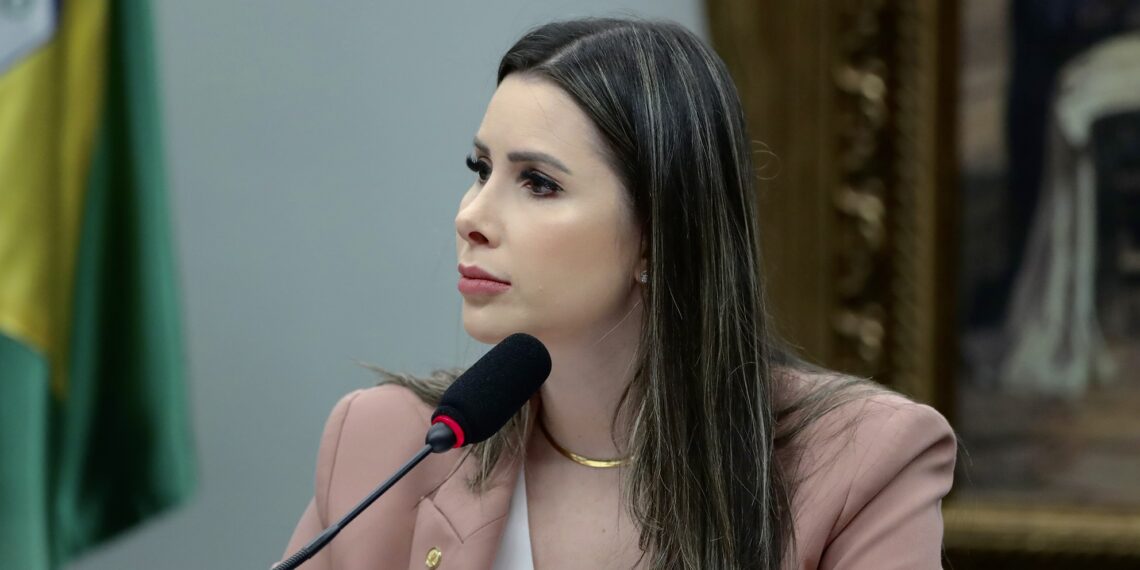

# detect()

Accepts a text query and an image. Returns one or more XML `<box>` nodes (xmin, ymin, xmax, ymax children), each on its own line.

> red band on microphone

<box><xmin>432</xmin><ymin>416</ymin><xmax>465</xmax><ymax>448</ymax></box>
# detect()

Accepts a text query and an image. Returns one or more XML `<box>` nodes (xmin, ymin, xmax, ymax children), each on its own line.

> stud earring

<box><xmin>638</xmin><ymin>270</ymin><xmax>649</xmax><ymax>284</ymax></box>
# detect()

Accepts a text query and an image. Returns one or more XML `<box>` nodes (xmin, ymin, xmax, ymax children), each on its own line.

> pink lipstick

<box><xmin>458</xmin><ymin>264</ymin><xmax>511</xmax><ymax>296</ymax></box>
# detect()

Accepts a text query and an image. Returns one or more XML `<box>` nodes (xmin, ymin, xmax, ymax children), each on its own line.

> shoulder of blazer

<box><xmin>790</xmin><ymin>389</ymin><xmax>957</xmax><ymax>541</ymax></box>
<box><xmin>313</xmin><ymin>384</ymin><xmax>465</xmax><ymax>527</ymax></box>
<box><xmin>834</xmin><ymin>394</ymin><xmax>956</xmax><ymax>519</ymax></box>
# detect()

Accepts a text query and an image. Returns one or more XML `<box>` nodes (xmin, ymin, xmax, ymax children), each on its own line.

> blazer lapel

<box><xmin>405</xmin><ymin>402</ymin><xmax>537</xmax><ymax>570</ymax></box>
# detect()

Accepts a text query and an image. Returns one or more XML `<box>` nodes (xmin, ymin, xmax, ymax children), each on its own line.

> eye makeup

<box><xmin>464</xmin><ymin>154</ymin><xmax>564</xmax><ymax>198</ymax></box>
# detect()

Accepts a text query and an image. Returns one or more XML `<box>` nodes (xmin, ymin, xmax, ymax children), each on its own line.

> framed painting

<box><xmin>706</xmin><ymin>0</ymin><xmax>1140</xmax><ymax>566</ymax></box>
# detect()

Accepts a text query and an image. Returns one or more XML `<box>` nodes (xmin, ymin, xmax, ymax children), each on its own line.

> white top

<box><xmin>490</xmin><ymin>467</ymin><xmax>535</xmax><ymax>570</ymax></box>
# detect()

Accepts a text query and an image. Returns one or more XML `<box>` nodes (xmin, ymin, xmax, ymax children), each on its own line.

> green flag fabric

<box><xmin>0</xmin><ymin>1</ymin><xmax>197</xmax><ymax>567</ymax></box>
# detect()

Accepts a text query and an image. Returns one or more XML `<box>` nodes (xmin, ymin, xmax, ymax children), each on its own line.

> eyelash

<box><xmin>464</xmin><ymin>154</ymin><xmax>562</xmax><ymax>198</ymax></box>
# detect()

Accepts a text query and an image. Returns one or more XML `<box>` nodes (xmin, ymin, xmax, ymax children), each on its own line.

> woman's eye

<box><xmin>465</xmin><ymin>155</ymin><xmax>560</xmax><ymax>197</ymax></box>
<box><xmin>521</xmin><ymin>170</ymin><xmax>562</xmax><ymax>197</ymax></box>
<box><xmin>465</xmin><ymin>155</ymin><xmax>490</xmax><ymax>183</ymax></box>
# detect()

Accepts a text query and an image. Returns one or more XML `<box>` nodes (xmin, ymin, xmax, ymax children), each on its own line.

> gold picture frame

<box><xmin>705</xmin><ymin>0</ymin><xmax>1140</xmax><ymax>565</ymax></box>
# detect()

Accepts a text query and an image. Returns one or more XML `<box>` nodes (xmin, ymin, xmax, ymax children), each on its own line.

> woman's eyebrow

<box><xmin>473</xmin><ymin>137</ymin><xmax>573</xmax><ymax>175</ymax></box>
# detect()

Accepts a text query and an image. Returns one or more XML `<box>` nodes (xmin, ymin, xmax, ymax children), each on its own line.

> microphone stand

<box><xmin>272</xmin><ymin>423</ymin><xmax>456</xmax><ymax>570</ymax></box>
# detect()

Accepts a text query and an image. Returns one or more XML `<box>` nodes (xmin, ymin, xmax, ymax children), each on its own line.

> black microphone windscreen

<box><xmin>432</xmin><ymin>333</ymin><xmax>551</xmax><ymax>446</ymax></box>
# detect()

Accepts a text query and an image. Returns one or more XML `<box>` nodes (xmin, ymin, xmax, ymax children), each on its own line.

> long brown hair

<box><xmin>373</xmin><ymin>17</ymin><xmax>885</xmax><ymax>570</ymax></box>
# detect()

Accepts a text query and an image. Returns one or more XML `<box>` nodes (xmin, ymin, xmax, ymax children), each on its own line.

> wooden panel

<box><xmin>706</xmin><ymin>0</ymin><xmax>836</xmax><ymax>364</ymax></box>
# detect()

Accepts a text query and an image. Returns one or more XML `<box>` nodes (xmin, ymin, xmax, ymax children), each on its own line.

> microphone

<box><xmin>429</xmin><ymin>332</ymin><xmax>552</xmax><ymax>450</ymax></box>
<box><xmin>273</xmin><ymin>333</ymin><xmax>551</xmax><ymax>570</ymax></box>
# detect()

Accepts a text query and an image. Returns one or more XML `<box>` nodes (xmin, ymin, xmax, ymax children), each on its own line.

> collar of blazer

<box><xmin>403</xmin><ymin>397</ymin><xmax>540</xmax><ymax>570</ymax></box>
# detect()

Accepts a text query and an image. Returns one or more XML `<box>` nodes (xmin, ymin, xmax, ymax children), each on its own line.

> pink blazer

<box><xmin>282</xmin><ymin>383</ymin><xmax>956</xmax><ymax>569</ymax></box>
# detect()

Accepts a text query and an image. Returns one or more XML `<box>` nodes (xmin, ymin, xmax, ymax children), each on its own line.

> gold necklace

<box><xmin>538</xmin><ymin>416</ymin><xmax>631</xmax><ymax>469</ymax></box>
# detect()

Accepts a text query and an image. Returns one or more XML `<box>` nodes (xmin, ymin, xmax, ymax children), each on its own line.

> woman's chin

<box><xmin>461</xmin><ymin>316</ymin><xmax>512</xmax><ymax>345</ymax></box>
<box><xmin>462</xmin><ymin>314</ymin><xmax>549</xmax><ymax>347</ymax></box>
<box><xmin>465</xmin><ymin>329</ymin><xmax>505</xmax><ymax>345</ymax></box>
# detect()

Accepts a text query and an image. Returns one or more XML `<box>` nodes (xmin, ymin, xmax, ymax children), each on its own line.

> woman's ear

<box><xmin>638</xmin><ymin>235</ymin><xmax>648</xmax><ymax>275</ymax></box>
<box><xmin>636</xmin><ymin>240</ymin><xmax>648</xmax><ymax>285</ymax></box>
<box><xmin>632</xmin><ymin>225</ymin><xmax>648</xmax><ymax>282</ymax></box>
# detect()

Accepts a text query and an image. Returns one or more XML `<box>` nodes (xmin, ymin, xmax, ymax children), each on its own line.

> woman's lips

<box><xmin>457</xmin><ymin>263</ymin><xmax>510</xmax><ymax>296</ymax></box>
<box><xmin>457</xmin><ymin>277</ymin><xmax>511</xmax><ymax>295</ymax></box>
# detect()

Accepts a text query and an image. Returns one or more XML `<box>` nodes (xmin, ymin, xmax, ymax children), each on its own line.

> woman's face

<box><xmin>456</xmin><ymin>74</ymin><xmax>644</xmax><ymax>347</ymax></box>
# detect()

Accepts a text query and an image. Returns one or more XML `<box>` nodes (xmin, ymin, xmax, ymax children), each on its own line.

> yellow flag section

<box><xmin>0</xmin><ymin>0</ymin><xmax>107</xmax><ymax>398</ymax></box>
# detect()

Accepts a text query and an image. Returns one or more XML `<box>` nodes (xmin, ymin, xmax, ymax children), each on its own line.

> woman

<box><xmin>282</xmin><ymin>17</ymin><xmax>957</xmax><ymax>570</ymax></box>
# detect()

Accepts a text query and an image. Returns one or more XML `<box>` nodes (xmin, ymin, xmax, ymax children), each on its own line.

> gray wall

<box><xmin>70</xmin><ymin>2</ymin><xmax>706</xmax><ymax>569</ymax></box>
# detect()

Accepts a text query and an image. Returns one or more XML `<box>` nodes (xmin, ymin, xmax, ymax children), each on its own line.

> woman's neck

<box><xmin>535</xmin><ymin>301</ymin><xmax>643</xmax><ymax>460</ymax></box>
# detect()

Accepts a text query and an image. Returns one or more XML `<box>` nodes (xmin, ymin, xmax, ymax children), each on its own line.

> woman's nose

<box><xmin>455</xmin><ymin>191</ymin><xmax>494</xmax><ymax>247</ymax></box>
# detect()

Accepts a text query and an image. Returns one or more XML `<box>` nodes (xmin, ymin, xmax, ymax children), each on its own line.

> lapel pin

<box><xmin>425</xmin><ymin>546</ymin><xmax>442</xmax><ymax>569</ymax></box>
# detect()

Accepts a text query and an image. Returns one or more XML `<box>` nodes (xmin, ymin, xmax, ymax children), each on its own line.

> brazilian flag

<box><xmin>0</xmin><ymin>1</ymin><xmax>196</xmax><ymax>568</ymax></box>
